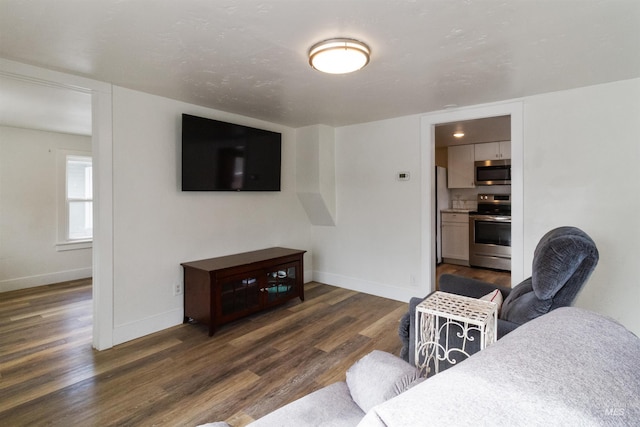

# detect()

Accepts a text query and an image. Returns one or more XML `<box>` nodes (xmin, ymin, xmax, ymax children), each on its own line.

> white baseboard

<box><xmin>0</xmin><ymin>267</ymin><xmax>93</xmax><ymax>293</ymax></box>
<box><xmin>112</xmin><ymin>308</ymin><xmax>184</xmax><ymax>346</ymax></box>
<box><xmin>304</xmin><ymin>268</ymin><xmax>313</xmax><ymax>284</ymax></box>
<box><xmin>312</xmin><ymin>270</ymin><xmax>423</xmax><ymax>303</ymax></box>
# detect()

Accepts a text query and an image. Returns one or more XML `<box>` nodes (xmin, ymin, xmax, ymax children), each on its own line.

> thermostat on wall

<box><xmin>397</xmin><ymin>171</ymin><xmax>410</xmax><ymax>181</ymax></box>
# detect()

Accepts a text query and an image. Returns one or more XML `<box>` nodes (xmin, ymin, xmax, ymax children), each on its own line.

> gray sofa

<box><xmin>199</xmin><ymin>307</ymin><xmax>639</xmax><ymax>426</ymax></box>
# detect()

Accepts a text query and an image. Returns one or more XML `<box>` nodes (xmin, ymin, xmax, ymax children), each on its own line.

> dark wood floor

<box><xmin>0</xmin><ymin>266</ymin><xmax>508</xmax><ymax>426</ymax></box>
<box><xmin>436</xmin><ymin>263</ymin><xmax>512</xmax><ymax>289</ymax></box>
<box><xmin>0</xmin><ymin>279</ymin><xmax>406</xmax><ymax>426</ymax></box>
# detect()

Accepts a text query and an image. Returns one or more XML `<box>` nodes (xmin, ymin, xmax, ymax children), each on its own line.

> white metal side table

<box><xmin>415</xmin><ymin>291</ymin><xmax>498</xmax><ymax>377</ymax></box>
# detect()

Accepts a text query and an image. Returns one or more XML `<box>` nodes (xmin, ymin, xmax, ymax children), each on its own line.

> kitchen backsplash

<box><xmin>450</xmin><ymin>188</ymin><xmax>478</xmax><ymax>210</ymax></box>
<box><xmin>449</xmin><ymin>185</ymin><xmax>510</xmax><ymax>210</ymax></box>
<box><xmin>452</xmin><ymin>199</ymin><xmax>477</xmax><ymax>210</ymax></box>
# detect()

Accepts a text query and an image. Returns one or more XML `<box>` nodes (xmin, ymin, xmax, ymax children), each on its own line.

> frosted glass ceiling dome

<box><xmin>308</xmin><ymin>38</ymin><xmax>371</xmax><ymax>74</ymax></box>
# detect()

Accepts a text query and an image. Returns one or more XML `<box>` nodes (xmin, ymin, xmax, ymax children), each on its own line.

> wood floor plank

<box><xmin>0</xmin><ymin>323</ymin><xmax>92</xmax><ymax>359</ymax></box>
<box><xmin>227</xmin><ymin>301</ymin><xmax>332</xmax><ymax>348</ymax></box>
<box><xmin>0</xmin><ymin>336</ymin><xmax>184</xmax><ymax>413</ymax></box>
<box><xmin>226</xmin><ymin>411</ymin><xmax>256</xmax><ymax>427</ymax></box>
<box><xmin>144</xmin><ymin>369</ymin><xmax>262</xmax><ymax>427</ymax></box>
<box><xmin>359</xmin><ymin>305</ymin><xmax>406</xmax><ymax>339</ymax></box>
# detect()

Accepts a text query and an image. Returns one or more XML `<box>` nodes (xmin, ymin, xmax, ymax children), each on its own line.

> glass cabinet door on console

<box><xmin>220</xmin><ymin>273</ymin><xmax>261</xmax><ymax>318</ymax></box>
<box><xmin>263</xmin><ymin>262</ymin><xmax>299</xmax><ymax>306</ymax></box>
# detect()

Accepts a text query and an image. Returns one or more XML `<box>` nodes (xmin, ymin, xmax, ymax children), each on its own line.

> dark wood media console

<box><xmin>181</xmin><ymin>247</ymin><xmax>306</xmax><ymax>336</ymax></box>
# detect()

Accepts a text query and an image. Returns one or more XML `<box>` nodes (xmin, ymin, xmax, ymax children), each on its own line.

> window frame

<box><xmin>56</xmin><ymin>149</ymin><xmax>93</xmax><ymax>251</ymax></box>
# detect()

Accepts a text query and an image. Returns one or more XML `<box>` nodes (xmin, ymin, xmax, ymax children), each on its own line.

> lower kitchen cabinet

<box><xmin>441</xmin><ymin>212</ymin><xmax>469</xmax><ymax>265</ymax></box>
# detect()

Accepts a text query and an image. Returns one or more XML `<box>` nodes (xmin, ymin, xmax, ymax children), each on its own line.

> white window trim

<box><xmin>56</xmin><ymin>149</ymin><xmax>93</xmax><ymax>251</ymax></box>
<box><xmin>56</xmin><ymin>240</ymin><xmax>93</xmax><ymax>252</ymax></box>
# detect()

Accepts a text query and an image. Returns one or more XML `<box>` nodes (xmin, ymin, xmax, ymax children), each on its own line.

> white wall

<box><xmin>313</xmin><ymin>115</ymin><xmax>424</xmax><ymax>302</ymax></box>
<box><xmin>313</xmin><ymin>78</ymin><xmax>640</xmax><ymax>336</ymax></box>
<box><xmin>523</xmin><ymin>78</ymin><xmax>640</xmax><ymax>335</ymax></box>
<box><xmin>110</xmin><ymin>87</ymin><xmax>312</xmax><ymax>344</ymax></box>
<box><xmin>0</xmin><ymin>126</ymin><xmax>92</xmax><ymax>291</ymax></box>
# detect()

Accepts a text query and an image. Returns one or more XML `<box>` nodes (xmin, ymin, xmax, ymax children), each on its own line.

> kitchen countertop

<box><xmin>442</xmin><ymin>209</ymin><xmax>473</xmax><ymax>213</ymax></box>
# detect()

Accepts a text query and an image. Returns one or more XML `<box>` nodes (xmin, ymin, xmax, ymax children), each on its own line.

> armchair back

<box><xmin>501</xmin><ymin>226</ymin><xmax>598</xmax><ymax>325</ymax></box>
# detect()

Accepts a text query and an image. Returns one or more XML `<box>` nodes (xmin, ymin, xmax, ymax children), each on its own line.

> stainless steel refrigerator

<box><xmin>435</xmin><ymin>166</ymin><xmax>450</xmax><ymax>264</ymax></box>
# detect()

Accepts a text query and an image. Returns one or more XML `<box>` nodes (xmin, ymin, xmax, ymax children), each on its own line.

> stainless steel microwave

<box><xmin>475</xmin><ymin>159</ymin><xmax>511</xmax><ymax>185</ymax></box>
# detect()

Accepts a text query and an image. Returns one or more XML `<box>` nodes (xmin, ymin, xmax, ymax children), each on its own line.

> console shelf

<box><xmin>181</xmin><ymin>247</ymin><xmax>306</xmax><ymax>336</ymax></box>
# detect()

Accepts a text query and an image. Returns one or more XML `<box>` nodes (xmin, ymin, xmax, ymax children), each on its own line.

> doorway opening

<box><xmin>435</xmin><ymin>116</ymin><xmax>512</xmax><ymax>287</ymax></box>
<box><xmin>0</xmin><ymin>59</ymin><xmax>114</xmax><ymax>350</ymax></box>
<box><xmin>0</xmin><ymin>73</ymin><xmax>94</xmax><ymax>339</ymax></box>
<box><xmin>419</xmin><ymin>102</ymin><xmax>524</xmax><ymax>296</ymax></box>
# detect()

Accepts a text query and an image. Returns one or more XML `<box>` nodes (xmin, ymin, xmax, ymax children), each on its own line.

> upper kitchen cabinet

<box><xmin>448</xmin><ymin>144</ymin><xmax>475</xmax><ymax>188</ymax></box>
<box><xmin>474</xmin><ymin>141</ymin><xmax>511</xmax><ymax>160</ymax></box>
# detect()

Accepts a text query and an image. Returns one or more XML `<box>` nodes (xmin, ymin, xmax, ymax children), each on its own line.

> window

<box><xmin>66</xmin><ymin>155</ymin><xmax>93</xmax><ymax>239</ymax></box>
<box><xmin>57</xmin><ymin>151</ymin><xmax>92</xmax><ymax>250</ymax></box>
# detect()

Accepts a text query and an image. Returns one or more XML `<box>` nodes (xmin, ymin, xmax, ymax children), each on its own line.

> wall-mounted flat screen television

<box><xmin>181</xmin><ymin>114</ymin><xmax>282</xmax><ymax>191</ymax></box>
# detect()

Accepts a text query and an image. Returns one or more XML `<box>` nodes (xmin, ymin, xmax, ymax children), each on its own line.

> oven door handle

<box><xmin>470</xmin><ymin>215</ymin><xmax>511</xmax><ymax>222</ymax></box>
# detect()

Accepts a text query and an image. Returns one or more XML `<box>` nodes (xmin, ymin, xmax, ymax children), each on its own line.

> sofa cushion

<box><xmin>249</xmin><ymin>382</ymin><xmax>364</xmax><ymax>427</ymax></box>
<box><xmin>346</xmin><ymin>350</ymin><xmax>422</xmax><ymax>413</ymax></box>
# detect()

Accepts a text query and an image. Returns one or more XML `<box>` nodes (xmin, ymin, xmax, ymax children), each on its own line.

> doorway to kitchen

<box><xmin>419</xmin><ymin>102</ymin><xmax>523</xmax><ymax>296</ymax></box>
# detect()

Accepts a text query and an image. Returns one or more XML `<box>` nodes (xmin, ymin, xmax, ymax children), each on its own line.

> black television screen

<box><xmin>181</xmin><ymin>114</ymin><xmax>282</xmax><ymax>191</ymax></box>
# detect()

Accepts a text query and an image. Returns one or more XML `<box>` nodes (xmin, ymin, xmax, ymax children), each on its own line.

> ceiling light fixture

<box><xmin>453</xmin><ymin>132</ymin><xmax>465</xmax><ymax>138</ymax></box>
<box><xmin>308</xmin><ymin>38</ymin><xmax>371</xmax><ymax>74</ymax></box>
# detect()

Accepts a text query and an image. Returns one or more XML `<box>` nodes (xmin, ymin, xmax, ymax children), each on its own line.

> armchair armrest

<box><xmin>398</xmin><ymin>295</ymin><xmax>434</xmax><ymax>364</ymax></box>
<box><xmin>498</xmin><ymin>319</ymin><xmax>520</xmax><ymax>337</ymax></box>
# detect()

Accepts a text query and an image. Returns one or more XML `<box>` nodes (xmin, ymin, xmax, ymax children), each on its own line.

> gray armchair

<box><xmin>399</xmin><ymin>226</ymin><xmax>599</xmax><ymax>365</ymax></box>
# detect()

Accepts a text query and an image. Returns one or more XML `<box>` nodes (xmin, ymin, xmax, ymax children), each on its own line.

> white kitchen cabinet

<box><xmin>447</xmin><ymin>145</ymin><xmax>475</xmax><ymax>188</ymax></box>
<box><xmin>474</xmin><ymin>141</ymin><xmax>511</xmax><ymax>160</ymax></box>
<box><xmin>441</xmin><ymin>212</ymin><xmax>469</xmax><ymax>265</ymax></box>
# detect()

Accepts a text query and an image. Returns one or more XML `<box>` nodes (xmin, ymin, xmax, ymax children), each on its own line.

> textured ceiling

<box><xmin>0</xmin><ymin>0</ymin><xmax>639</xmax><ymax>133</ymax></box>
<box><xmin>0</xmin><ymin>75</ymin><xmax>92</xmax><ymax>135</ymax></box>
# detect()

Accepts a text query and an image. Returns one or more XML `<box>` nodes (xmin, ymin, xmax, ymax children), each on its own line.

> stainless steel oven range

<box><xmin>469</xmin><ymin>194</ymin><xmax>511</xmax><ymax>271</ymax></box>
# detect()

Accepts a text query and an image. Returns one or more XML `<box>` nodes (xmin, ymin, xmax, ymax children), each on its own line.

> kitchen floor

<box><xmin>436</xmin><ymin>263</ymin><xmax>512</xmax><ymax>289</ymax></box>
